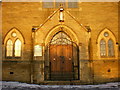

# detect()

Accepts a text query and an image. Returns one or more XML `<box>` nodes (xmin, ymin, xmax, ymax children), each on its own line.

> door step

<box><xmin>50</xmin><ymin>72</ymin><xmax>74</xmax><ymax>81</ymax></box>
<box><xmin>39</xmin><ymin>80</ymin><xmax>83</xmax><ymax>85</ymax></box>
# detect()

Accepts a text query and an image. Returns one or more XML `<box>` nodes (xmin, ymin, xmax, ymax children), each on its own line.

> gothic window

<box><xmin>108</xmin><ymin>39</ymin><xmax>114</xmax><ymax>56</ymax></box>
<box><xmin>15</xmin><ymin>39</ymin><xmax>22</xmax><ymax>57</ymax></box>
<box><xmin>6</xmin><ymin>38</ymin><xmax>22</xmax><ymax>57</ymax></box>
<box><xmin>98</xmin><ymin>28</ymin><xmax>116</xmax><ymax>58</ymax></box>
<box><xmin>6</xmin><ymin>39</ymin><xmax>13</xmax><ymax>57</ymax></box>
<box><xmin>100</xmin><ymin>39</ymin><xmax>106</xmax><ymax>56</ymax></box>
<box><xmin>4</xmin><ymin>28</ymin><xmax>24</xmax><ymax>58</ymax></box>
<box><xmin>34</xmin><ymin>45</ymin><xmax>42</xmax><ymax>56</ymax></box>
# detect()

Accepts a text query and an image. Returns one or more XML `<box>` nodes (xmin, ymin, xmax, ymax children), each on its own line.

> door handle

<box><xmin>53</xmin><ymin>58</ymin><xmax>56</xmax><ymax>60</ymax></box>
<box><xmin>69</xmin><ymin>57</ymin><xmax>71</xmax><ymax>60</ymax></box>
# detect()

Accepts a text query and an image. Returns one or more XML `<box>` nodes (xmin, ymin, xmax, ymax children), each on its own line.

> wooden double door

<box><xmin>50</xmin><ymin>45</ymin><xmax>73</xmax><ymax>80</ymax></box>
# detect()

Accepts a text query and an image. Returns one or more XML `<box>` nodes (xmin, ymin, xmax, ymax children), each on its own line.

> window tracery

<box><xmin>50</xmin><ymin>31</ymin><xmax>72</xmax><ymax>45</ymax></box>
<box><xmin>98</xmin><ymin>29</ymin><xmax>116</xmax><ymax>58</ymax></box>
<box><xmin>108</xmin><ymin>39</ymin><xmax>114</xmax><ymax>56</ymax></box>
<box><xmin>4</xmin><ymin>28</ymin><xmax>24</xmax><ymax>58</ymax></box>
<box><xmin>100</xmin><ymin>39</ymin><xmax>106</xmax><ymax>56</ymax></box>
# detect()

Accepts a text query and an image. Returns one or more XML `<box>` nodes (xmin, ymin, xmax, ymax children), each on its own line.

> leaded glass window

<box><xmin>98</xmin><ymin>29</ymin><xmax>116</xmax><ymax>58</ymax></box>
<box><xmin>100</xmin><ymin>39</ymin><xmax>106</xmax><ymax>56</ymax></box>
<box><xmin>15</xmin><ymin>39</ymin><xmax>22</xmax><ymax>57</ymax></box>
<box><xmin>6</xmin><ymin>39</ymin><xmax>13</xmax><ymax>57</ymax></box>
<box><xmin>108</xmin><ymin>39</ymin><xmax>114</xmax><ymax>56</ymax></box>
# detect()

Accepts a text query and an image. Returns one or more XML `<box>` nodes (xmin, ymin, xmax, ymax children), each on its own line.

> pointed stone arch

<box><xmin>4</xmin><ymin>27</ymin><xmax>25</xmax><ymax>44</ymax></box>
<box><xmin>4</xmin><ymin>27</ymin><xmax>24</xmax><ymax>57</ymax></box>
<box><xmin>44</xmin><ymin>25</ymin><xmax>79</xmax><ymax>45</ymax></box>
<box><xmin>97</xmin><ymin>28</ymin><xmax>118</xmax><ymax>59</ymax></box>
<box><xmin>44</xmin><ymin>26</ymin><xmax>80</xmax><ymax>80</ymax></box>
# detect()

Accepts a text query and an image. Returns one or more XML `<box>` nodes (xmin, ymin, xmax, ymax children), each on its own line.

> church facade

<box><xmin>2</xmin><ymin>1</ymin><xmax>120</xmax><ymax>84</ymax></box>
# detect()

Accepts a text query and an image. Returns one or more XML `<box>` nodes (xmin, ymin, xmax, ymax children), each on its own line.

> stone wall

<box><xmin>2</xmin><ymin>2</ymin><xmax>119</xmax><ymax>84</ymax></box>
<box><xmin>2</xmin><ymin>61</ymin><xmax>31</xmax><ymax>83</ymax></box>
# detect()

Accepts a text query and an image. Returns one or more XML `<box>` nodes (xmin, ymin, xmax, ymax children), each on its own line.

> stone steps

<box><xmin>50</xmin><ymin>72</ymin><xmax>74</xmax><ymax>81</ymax></box>
<box><xmin>39</xmin><ymin>80</ymin><xmax>87</xmax><ymax>85</ymax></box>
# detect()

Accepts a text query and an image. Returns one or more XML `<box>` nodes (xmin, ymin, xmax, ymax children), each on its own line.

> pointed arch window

<box><xmin>98</xmin><ymin>29</ymin><xmax>116</xmax><ymax>58</ymax></box>
<box><xmin>100</xmin><ymin>39</ymin><xmax>106</xmax><ymax>56</ymax></box>
<box><xmin>15</xmin><ymin>39</ymin><xmax>22</xmax><ymax>57</ymax></box>
<box><xmin>108</xmin><ymin>39</ymin><xmax>114</xmax><ymax>56</ymax></box>
<box><xmin>4</xmin><ymin>28</ymin><xmax>24</xmax><ymax>58</ymax></box>
<box><xmin>6</xmin><ymin>39</ymin><xmax>13</xmax><ymax>57</ymax></box>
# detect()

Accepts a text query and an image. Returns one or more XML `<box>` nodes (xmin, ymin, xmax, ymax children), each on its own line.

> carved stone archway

<box><xmin>44</xmin><ymin>27</ymin><xmax>79</xmax><ymax>81</ymax></box>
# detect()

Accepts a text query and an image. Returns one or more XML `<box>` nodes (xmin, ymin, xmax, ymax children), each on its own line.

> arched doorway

<box><xmin>44</xmin><ymin>31</ymin><xmax>79</xmax><ymax>81</ymax></box>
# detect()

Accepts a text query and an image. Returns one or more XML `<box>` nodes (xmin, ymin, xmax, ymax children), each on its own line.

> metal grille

<box><xmin>50</xmin><ymin>32</ymin><xmax>72</xmax><ymax>45</ymax></box>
